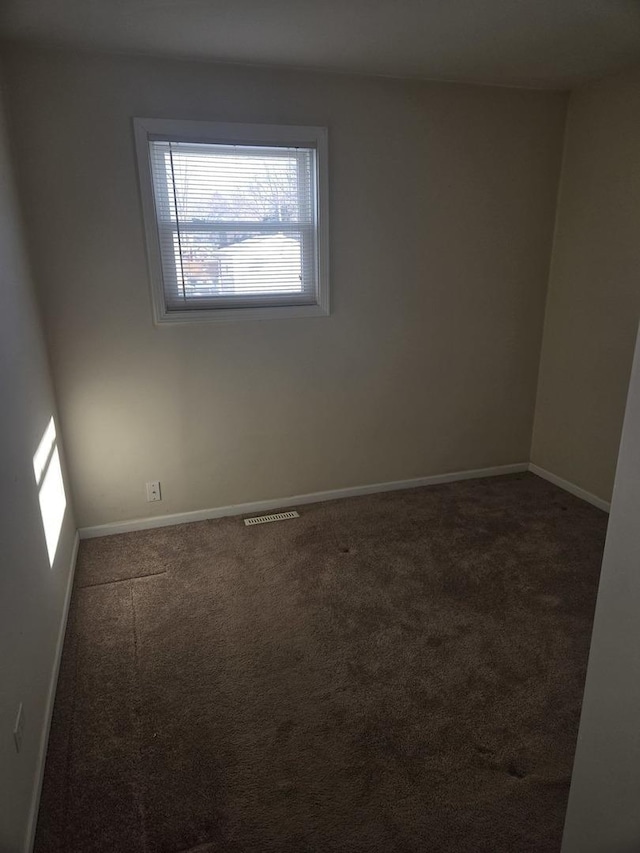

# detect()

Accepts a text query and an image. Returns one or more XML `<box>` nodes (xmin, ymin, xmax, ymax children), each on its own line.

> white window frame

<box><xmin>133</xmin><ymin>117</ymin><xmax>330</xmax><ymax>324</ymax></box>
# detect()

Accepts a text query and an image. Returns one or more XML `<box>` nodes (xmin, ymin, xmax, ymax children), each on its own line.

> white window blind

<box><xmin>147</xmin><ymin>139</ymin><xmax>318</xmax><ymax>312</ymax></box>
<box><xmin>135</xmin><ymin>119</ymin><xmax>328</xmax><ymax>323</ymax></box>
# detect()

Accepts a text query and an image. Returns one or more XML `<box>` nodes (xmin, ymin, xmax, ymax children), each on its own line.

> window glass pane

<box><xmin>159</xmin><ymin>143</ymin><xmax>312</xmax><ymax>224</ymax></box>
<box><xmin>149</xmin><ymin>140</ymin><xmax>316</xmax><ymax>304</ymax></box>
<box><xmin>171</xmin><ymin>230</ymin><xmax>304</xmax><ymax>299</ymax></box>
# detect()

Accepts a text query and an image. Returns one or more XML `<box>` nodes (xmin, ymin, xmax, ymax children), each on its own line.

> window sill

<box><xmin>153</xmin><ymin>300</ymin><xmax>330</xmax><ymax>325</ymax></box>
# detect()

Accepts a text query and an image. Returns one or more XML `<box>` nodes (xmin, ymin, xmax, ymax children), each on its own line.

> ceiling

<box><xmin>1</xmin><ymin>0</ymin><xmax>640</xmax><ymax>89</ymax></box>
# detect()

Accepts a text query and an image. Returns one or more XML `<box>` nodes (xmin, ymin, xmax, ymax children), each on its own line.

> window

<box><xmin>134</xmin><ymin>118</ymin><xmax>329</xmax><ymax>323</ymax></box>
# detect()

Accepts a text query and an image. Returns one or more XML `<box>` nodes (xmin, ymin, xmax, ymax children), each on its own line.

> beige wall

<box><xmin>0</xmin><ymin>74</ymin><xmax>77</xmax><ymax>852</ymax></box>
<box><xmin>1</xmin><ymin>45</ymin><xmax>567</xmax><ymax>529</ymax></box>
<box><xmin>531</xmin><ymin>67</ymin><xmax>640</xmax><ymax>503</ymax></box>
<box><xmin>561</xmin><ymin>325</ymin><xmax>640</xmax><ymax>852</ymax></box>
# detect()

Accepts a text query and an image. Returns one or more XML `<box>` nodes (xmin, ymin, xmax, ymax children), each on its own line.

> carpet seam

<box><xmin>130</xmin><ymin>582</ymin><xmax>150</xmax><ymax>853</ymax></box>
<box><xmin>78</xmin><ymin>570</ymin><xmax>168</xmax><ymax>589</ymax></box>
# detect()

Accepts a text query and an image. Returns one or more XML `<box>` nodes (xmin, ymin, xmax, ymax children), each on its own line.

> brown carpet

<box><xmin>35</xmin><ymin>473</ymin><xmax>607</xmax><ymax>853</ymax></box>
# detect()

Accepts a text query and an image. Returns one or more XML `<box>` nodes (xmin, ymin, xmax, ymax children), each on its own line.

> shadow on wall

<box><xmin>32</xmin><ymin>417</ymin><xmax>67</xmax><ymax>567</ymax></box>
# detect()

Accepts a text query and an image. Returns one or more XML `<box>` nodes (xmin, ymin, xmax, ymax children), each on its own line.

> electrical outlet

<box><xmin>146</xmin><ymin>480</ymin><xmax>161</xmax><ymax>502</ymax></box>
<box><xmin>13</xmin><ymin>703</ymin><xmax>24</xmax><ymax>753</ymax></box>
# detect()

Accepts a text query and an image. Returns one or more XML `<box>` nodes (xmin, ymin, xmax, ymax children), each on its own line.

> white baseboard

<box><xmin>24</xmin><ymin>530</ymin><xmax>80</xmax><ymax>853</ymax></box>
<box><xmin>79</xmin><ymin>462</ymin><xmax>529</xmax><ymax>539</ymax></box>
<box><xmin>528</xmin><ymin>463</ymin><xmax>611</xmax><ymax>513</ymax></box>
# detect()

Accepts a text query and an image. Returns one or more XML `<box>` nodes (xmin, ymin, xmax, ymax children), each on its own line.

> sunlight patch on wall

<box><xmin>33</xmin><ymin>416</ymin><xmax>66</xmax><ymax>567</ymax></box>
